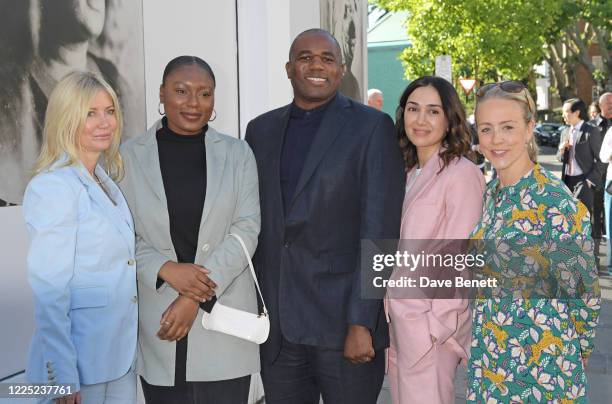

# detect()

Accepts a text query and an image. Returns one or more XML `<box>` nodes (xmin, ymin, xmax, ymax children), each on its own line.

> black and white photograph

<box><xmin>0</xmin><ymin>0</ymin><xmax>145</xmax><ymax>206</ymax></box>
<box><xmin>320</xmin><ymin>0</ymin><xmax>367</xmax><ymax>103</ymax></box>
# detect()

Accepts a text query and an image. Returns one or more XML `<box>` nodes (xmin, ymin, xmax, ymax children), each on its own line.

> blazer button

<box><xmin>127</xmin><ymin>259</ymin><xmax>135</xmax><ymax>266</ymax></box>
<box><xmin>284</xmin><ymin>242</ymin><xmax>291</xmax><ymax>248</ymax></box>
<box><xmin>131</xmin><ymin>296</ymin><xmax>137</xmax><ymax>303</ymax></box>
<box><xmin>201</xmin><ymin>243</ymin><xmax>210</xmax><ymax>252</ymax></box>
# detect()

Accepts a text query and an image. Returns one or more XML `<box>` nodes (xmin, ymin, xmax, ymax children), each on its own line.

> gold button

<box><xmin>127</xmin><ymin>259</ymin><xmax>135</xmax><ymax>266</ymax></box>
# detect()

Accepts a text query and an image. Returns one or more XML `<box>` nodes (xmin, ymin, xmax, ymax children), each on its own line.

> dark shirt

<box><xmin>157</xmin><ymin>117</ymin><xmax>207</xmax><ymax>264</ymax></box>
<box><xmin>156</xmin><ymin>117</ymin><xmax>208</xmax><ymax>386</ymax></box>
<box><xmin>280</xmin><ymin>99</ymin><xmax>333</xmax><ymax>215</ymax></box>
<box><xmin>600</xmin><ymin>117</ymin><xmax>610</xmax><ymax>137</ymax></box>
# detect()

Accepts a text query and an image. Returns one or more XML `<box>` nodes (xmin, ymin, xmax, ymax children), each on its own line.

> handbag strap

<box><xmin>228</xmin><ymin>233</ymin><xmax>268</xmax><ymax>316</ymax></box>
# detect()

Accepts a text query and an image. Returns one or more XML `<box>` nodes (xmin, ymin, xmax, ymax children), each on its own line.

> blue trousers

<box><xmin>38</xmin><ymin>366</ymin><xmax>136</xmax><ymax>404</ymax></box>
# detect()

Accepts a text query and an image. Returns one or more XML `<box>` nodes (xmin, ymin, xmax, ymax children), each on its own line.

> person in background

<box><xmin>597</xmin><ymin>92</ymin><xmax>611</xmax><ymax>136</ymax></box>
<box><xmin>246</xmin><ymin>29</ymin><xmax>405</xmax><ymax>403</ymax></box>
<box><xmin>386</xmin><ymin>76</ymin><xmax>484</xmax><ymax>404</ymax></box>
<box><xmin>591</xmin><ymin>96</ymin><xmax>610</xmax><ymax>256</ymax></box>
<box><xmin>589</xmin><ymin>101</ymin><xmax>602</xmax><ymax>122</ymax></box>
<box><xmin>598</xmin><ymin>92</ymin><xmax>612</xmax><ymax>275</ymax></box>
<box><xmin>468</xmin><ymin>81</ymin><xmax>600</xmax><ymax>402</ymax></box>
<box><xmin>367</xmin><ymin>88</ymin><xmax>383</xmax><ymax>111</ymax></box>
<box><xmin>23</xmin><ymin>71</ymin><xmax>137</xmax><ymax>404</ymax></box>
<box><xmin>557</xmin><ymin>98</ymin><xmax>603</xmax><ymax>263</ymax></box>
<box><xmin>119</xmin><ymin>56</ymin><xmax>261</xmax><ymax>404</ymax></box>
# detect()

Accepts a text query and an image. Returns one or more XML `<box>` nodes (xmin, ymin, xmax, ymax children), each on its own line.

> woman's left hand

<box><xmin>157</xmin><ymin>296</ymin><xmax>199</xmax><ymax>341</ymax></box>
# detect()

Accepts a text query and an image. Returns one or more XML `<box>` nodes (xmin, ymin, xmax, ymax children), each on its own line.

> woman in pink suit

<box><xmin>386</xmin><ymin>76</ymin><xmax>485</xmax><ymax>404</ymax></box>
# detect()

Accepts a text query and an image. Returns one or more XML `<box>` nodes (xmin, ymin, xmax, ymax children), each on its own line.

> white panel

<box><xmin>142</xmin><ymin>0</ymin><xmax>239</xmax><ymax>137</ymax></box>
<box><xmin>0</xmin><ymin>207</ymin><xmax>33</xmax><ymax>379</ymax></box>
<box><xmin>289</xmin><ymin>0</ymin><xmax>320</xmax><ymax>40</ymax></box>
<box><xmin>237</xmin><ymin>0</ymin><xmax>320</xmax><ymax>135</ymax></box>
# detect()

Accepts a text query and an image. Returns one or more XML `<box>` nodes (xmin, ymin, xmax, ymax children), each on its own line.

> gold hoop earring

<box><xmin>158</xmin><ymin>102</ymin><xmax>165</xmax><ymax>115</ymax></box>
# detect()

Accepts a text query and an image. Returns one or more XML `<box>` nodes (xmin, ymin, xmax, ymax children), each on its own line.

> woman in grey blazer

<box><xmin>119</xmin><ymin>56</ymin><xmax>261</xmax><ymax>403</ymax></box>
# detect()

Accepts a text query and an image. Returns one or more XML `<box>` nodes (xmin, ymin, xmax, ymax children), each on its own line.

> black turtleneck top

<box><xmin>156</xmin><ymin>117</ymin><xmax>207</xmax><ymax>266</ymax></box>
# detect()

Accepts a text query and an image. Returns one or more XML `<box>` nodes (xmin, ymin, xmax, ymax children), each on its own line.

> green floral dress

<box><xmin>467</xmin><ymin>164</ymin><xmax>600</xmax><ymax>403</ymax></box>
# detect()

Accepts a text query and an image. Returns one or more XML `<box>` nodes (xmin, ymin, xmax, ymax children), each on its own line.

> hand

<box><xmin>55</xmin><ymin>392</ymin><xmax>81</xmax><ymax>404</ymax></box>
<box><xmin>562</xmin><ymin>141</ymin><xmax>571</xmax><ymax>151</ymax></box>
<box><xmin>157</xmin><ymin>296</ymin><xmax>200</xmax><ymax>341</ymax></box>
<box><xmin>159</xmin><ymin>261</ymin><xmax>216</xmax><ymax>302</ymax></box>
<box><xmin>583</xmin><ymin>357</ymin><xmax>589</xmax><ymax>369</ymax></box>
<box><xmin>343</xmin><ymin>324</ymin><xmax>375</xmax><ymax>365</ymax></box>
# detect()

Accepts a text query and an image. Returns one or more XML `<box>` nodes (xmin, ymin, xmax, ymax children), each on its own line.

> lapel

<box><xmin>287</xmin><ymin>93</ymin><xmax>351</xmax><ymax>213</ymax></box>
<box><xmin>269</xmin><ymin>105</ymin><xmax>291</xmax><ymax>225</ymax></box>
<box><xmin>133</xmin><ymin>121</ymin><xmax>168</xmax><ymax>205</ymax></box>
<box><xmin>71</xmin><ymin>163</ymin><xmax>135</xmax><ymax>256</ymax></box>
<box><xmin>199</xmin><ymin>126</ymin><xmax>227</xmax><ymax>226</ymax></box>
<box><xmin>401</xmin><ymin>151</ymin><xmax>444</xmax><ymax>224</ymax></box>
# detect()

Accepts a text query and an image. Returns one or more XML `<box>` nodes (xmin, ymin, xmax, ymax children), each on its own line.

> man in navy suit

<box><xmin>245</xmin><ymin>29</ymin><xmax>405</xmax><ymax>403</ymax></box>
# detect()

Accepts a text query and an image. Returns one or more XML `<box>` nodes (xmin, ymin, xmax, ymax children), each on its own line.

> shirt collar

<box><xmin>573</xmin><ymin>120</ymin><xmax>584</xmax><ymax>132</ymax></box>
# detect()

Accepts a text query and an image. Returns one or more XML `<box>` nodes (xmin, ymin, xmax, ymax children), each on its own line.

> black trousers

<box><xmin>565</xmin><ymin>174</ymin><xmax>601</xmax><ymax>258</ymax></box>
<box><xmin>140</xmin><ymin>338</ymin><xmax>251</xmax><ymax>404</ymax></box>
<box><xmin>261</xmin><ymin>336</ymin><xmax>385</xmax><ymax>404</ymax></box>
<box><xmin>565</xmin><ymin>175</ymin><xmax>594</xmax><ymax>214</ymax></box>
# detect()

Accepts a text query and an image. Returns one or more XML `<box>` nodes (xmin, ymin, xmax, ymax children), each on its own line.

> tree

<box><xmin>375</xmin><ymin>0</ymin><xmax>563</xmax><ymax>83</ymax></box>
<box><xmin>544</xmin><ymin>1</ymin><xmax>611</xmax><ymax>100</ymax></box>
<box><xmin>374</xmin><ymin>0</ymin><xmax>611</xmax><ymax>96</ymax></box>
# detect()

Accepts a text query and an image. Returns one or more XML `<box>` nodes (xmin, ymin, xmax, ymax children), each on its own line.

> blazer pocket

<box><xmin>71</xmin><ymin>286</ymin><xmax>108</xmax><ymax>309</ymax></box>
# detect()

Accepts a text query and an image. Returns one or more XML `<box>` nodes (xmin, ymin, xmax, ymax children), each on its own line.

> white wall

<box><xmin>0</xmin><ymin>206</ymin><xmax>33</xmax><ymax>379</ymax></box>
<box><xmin>1</xmin><ymin>0</ymin><xmax>323</xmax><ymax>382</ymax></box>
<box><xmin>142</xmin><ymin>0</ymin><xmax>239</xmax><ymax>137</ymax></box>
<box><xmin>237</xmin><ymin>0</ymin><xmax>320</xmax><ymax>136</ymax></box>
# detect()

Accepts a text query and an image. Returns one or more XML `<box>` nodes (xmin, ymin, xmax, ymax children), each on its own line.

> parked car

<box><xmin>535</xmin><ymin>123</ymin><xmax>563</xmax><ymax>147</ymax></box>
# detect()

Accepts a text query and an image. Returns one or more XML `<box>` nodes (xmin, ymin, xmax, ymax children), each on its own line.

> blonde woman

<box><xmin>23</xmin><ymin>71</ymin><xmax>137</xmax><ymax>404</ymax></box>
<box><xmin>467</xmin><ymin>81</ymin><xmax>600</xmax><ymax>403</ymax></box>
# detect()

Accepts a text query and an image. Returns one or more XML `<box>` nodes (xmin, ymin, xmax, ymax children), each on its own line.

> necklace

<box><xmin>92</xmin><ymin>172</ymin><xmax>117</xmax><ymax>206</ymax></box>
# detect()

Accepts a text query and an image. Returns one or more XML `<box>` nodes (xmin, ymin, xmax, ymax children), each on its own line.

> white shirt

<box><xmin>600</xmin><ymin>127</ymin><xmax>612</xmax><ymax>178</ymax></box>
<box><xmin>566</xmin><ymin>120</ymin><xmax>584</xmax><ymax>176</ymax></box>
<box><xmin>405</xmin><ymin>168</ymin><xmax>422</xmax><ymax>195</ymax></box>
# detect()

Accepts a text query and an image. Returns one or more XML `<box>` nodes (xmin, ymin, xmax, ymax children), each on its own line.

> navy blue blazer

<box><xmin>245</xmin><ymin>93</ymin><xmax>405</xmax><ymax>363</ymax></box>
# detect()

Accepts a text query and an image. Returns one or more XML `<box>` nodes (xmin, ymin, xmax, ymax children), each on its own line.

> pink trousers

<box><xmin>387</xmin><ymin>324</ymin><xmax>461</xmax><ymax>404</ymax></box>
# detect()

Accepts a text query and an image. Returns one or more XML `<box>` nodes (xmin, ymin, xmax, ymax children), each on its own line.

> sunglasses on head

<box><xmin>476</xmin><ymin>80</ymin><xmax>527</xmax><ymax>97</ymax></box>
<box><xmin>476</xmin><ymin>80</ymin><xmax>532</xmax><ymax>113</ymax></box>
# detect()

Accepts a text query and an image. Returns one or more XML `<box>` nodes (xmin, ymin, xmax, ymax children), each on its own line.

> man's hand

<box><xmin>55</xmin><ymin>391</ymin><xmax>81</xmax><ymax>404</ymax></box>
<box><xmin>157</xmin><ymin>296</ymin><xmax>200</xmax><ymax>341</ymax></box>
<box><xmin>562</xmin><ymin>140</ymin><xmax>570</xmax><ymax>149</ymax></box>
<box><xmin>343</xmin><ymin>324</ymin><xmax>375</xmax><ymax>364</ymax></box>
<box><xmin>158</xmin><ymin>261</ymin><xmax>216</xmax><ymax>302</ymax></box>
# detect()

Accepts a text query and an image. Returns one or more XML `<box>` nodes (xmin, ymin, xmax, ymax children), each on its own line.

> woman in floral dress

<box><xmin>467</xmin><ymin>81</ymin><xmax>600</xmax><ymax>403</ymax></box>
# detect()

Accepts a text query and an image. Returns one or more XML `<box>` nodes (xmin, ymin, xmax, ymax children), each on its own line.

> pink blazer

<box><xmin>387</xmin><ymin>154</ymin><xmax>485</xmax><ymax>368</ymax></box>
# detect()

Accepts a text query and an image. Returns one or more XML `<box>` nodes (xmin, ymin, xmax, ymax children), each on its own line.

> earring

<box><xmin>209</xmin><ymin>109</ymin><xmax>217</xmax><ymax>122</ymax></box>
<box><xmin>158</xmin><ymin>102</ymin><xmax>165</xmax><ymax>115</ymax></box>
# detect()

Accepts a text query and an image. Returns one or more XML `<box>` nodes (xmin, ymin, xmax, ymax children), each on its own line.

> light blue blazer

<box><xmin>22</xmin><ymin>160</ymin><xmax>137</xmax><ymax>390</ymax></box>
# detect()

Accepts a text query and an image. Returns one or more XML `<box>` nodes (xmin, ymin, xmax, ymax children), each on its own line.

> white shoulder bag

<box><xmin>201</xmin><ymin>233</ymin><xmax>270</xmax><ymax>344</ymax></box>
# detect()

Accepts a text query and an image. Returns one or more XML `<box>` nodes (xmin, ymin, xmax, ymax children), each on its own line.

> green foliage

<box><xmin>373</xmin><ymin>0</ymin><xmax>578</xmax><ymax>82</ymax></box>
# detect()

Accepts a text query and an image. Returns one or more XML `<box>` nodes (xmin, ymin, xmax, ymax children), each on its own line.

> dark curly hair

<box><xmin>395</xmin><ymin>76</ymin><xmax>473</xmax><ymax>171</ymax></box>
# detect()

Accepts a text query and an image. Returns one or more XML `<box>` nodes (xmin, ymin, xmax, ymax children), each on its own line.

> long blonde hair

<box><xmin>33</xmin><ymin>71</ymin><xmax>124</xmax><ymax>180</ymax></box>
<box><xmin>475</xmin><ymin>85</ymin><xmax>538</xmax><ymax>163</ymax></box>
